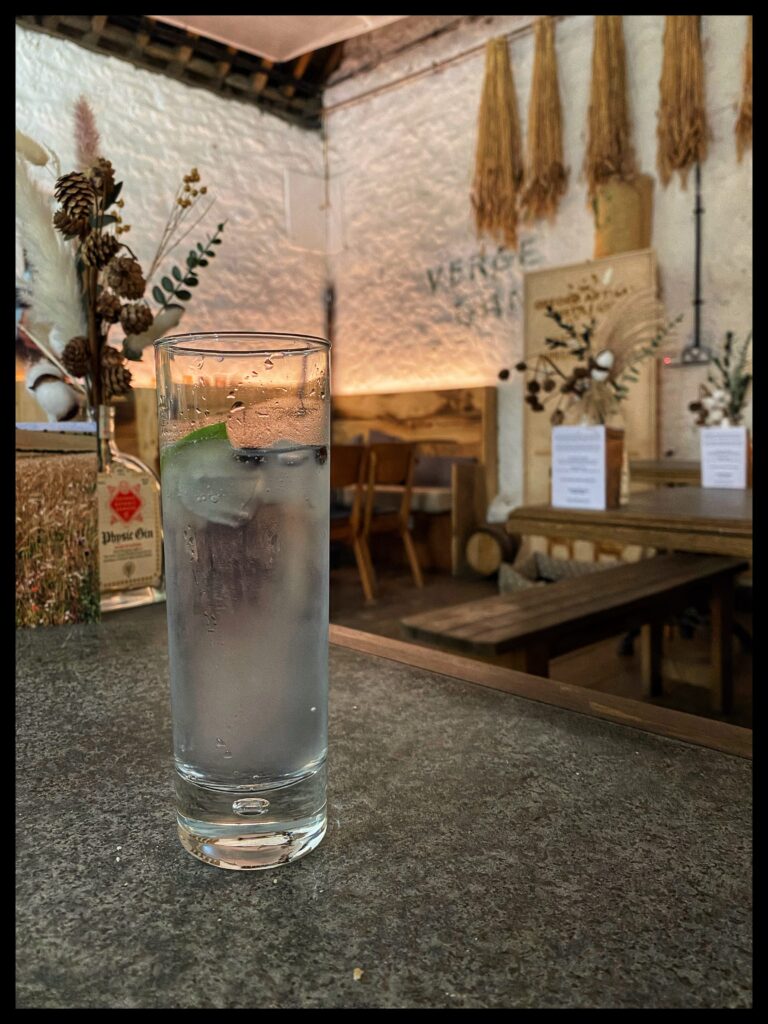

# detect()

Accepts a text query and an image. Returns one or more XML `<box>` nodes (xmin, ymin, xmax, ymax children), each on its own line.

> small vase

<box><xmin>96</xmin><ymin>404</ymin><xmax>165</xmax><ymax>611</ymax></box>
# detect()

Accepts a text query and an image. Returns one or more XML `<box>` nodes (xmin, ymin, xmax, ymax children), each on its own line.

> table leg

<box><xmin>641</xmin><ymin>620</ymin><xmax>663</xmax><ymax>698</ymax></box>
<box><xmin>710</xmin><ymin>577</ymin><xmax>734</xmax><ymax>715</ymax></box>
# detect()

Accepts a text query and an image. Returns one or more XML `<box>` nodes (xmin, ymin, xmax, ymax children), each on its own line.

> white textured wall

<box><xmin>16</xmin><ymin>17</ymin><xmax>752</xmax><ymax>495</ymax></box>
<box><xmin>15</xmin><ymin>24</ymin><xmax>327</xmax><ymax>387</ymax></box>
<box><xmin>325</xmin><ymin>14</ymin><xmax>753</xmax><ymax>498</ymax></box>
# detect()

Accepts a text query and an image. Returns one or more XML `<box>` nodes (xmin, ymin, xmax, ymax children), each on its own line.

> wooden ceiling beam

<box><xmin>283</xmin><ymin>51</ymin><xmax>314</xmax><ymax>97</ymax></box>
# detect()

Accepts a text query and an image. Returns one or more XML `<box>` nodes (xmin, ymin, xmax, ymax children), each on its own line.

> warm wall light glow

<box><xmin>129</xmin><ymin>360</ymin><xmax>158</xmax><ymax>388</ymax></box>
<box><xmin>331</xmin><ymin>375</ymin><xmax>498</xmax><ymax>396</ymax></box>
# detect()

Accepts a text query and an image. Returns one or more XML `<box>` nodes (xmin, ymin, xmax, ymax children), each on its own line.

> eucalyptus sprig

<box><xmin>710</xmin><ymin>330</ymin><xmax>752</xmax><ymax>422</ymax></box>
<box><xmin>152</xmin><ymin>222</ymin><xmax>226</xmax><ymax>312</ymax></box>
<box><xmin>690</xmin><ymin>331</ymin><xmax>752</xmax><ymax>425</ymax></box>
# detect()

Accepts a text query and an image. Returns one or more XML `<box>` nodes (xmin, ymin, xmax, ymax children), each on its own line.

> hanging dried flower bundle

<box><xmin>735</xmin><ymin>15</ymin><xmax>752</xmax><ymax>162</ymax></box>
<box><xmin>657</xmin><ymin>16</ymin><xmax>708</xmax><ymax>188</ymax></box>
<box><xmin>689</xmin><ymin>331</ymin><xmax>752</xmax><ymax>426</ymax></box>
<box><xmin>584</xmin><ymin>15</ymin><xmax>637</xmax><ymax>200</ymax></box>
<box><xmin>519</xmin><ymin>17</ymin><xmax>568</xmax><ymax>223</ymax></box>
<box><xmin>471</xmin><ymin>36</ymin><xmax>524</xmax><ymax>250</ymax></box>
<box><xmin>508</xmin><ymin>288</ymin><xmax>682</xmax><ymax>425</ymax></box>
<box><xmin>15</xmin><ymin>97</ymin><xmax>227</xmax><ymax>419</ymax></box>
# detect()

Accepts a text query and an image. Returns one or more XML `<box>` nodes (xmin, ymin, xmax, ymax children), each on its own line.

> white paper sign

<box><xmin>551</xmin><ymin>425</ymin><xmax>607</xmax><ymax>510</ymax></box>
<box><xmin>700</xmin><ymin>426</ymin><xmax>748</xmax><ymax>489</ymax></box>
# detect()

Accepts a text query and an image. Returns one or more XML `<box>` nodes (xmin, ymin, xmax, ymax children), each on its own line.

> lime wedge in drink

<box><xmin>160</xmin><ymin>421</ymin><xmax>228</xmax><ymax>471</ymax></box>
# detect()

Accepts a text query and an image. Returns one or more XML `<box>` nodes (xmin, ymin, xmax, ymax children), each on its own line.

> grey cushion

<box><xmin>533</xmin><ymin>552</ymin><xmax>612</xmax><ymax>583</ymax></box>
<box><xmin>498</xmin><ymin>564</ymin><xmax>546</xmax><ymax>593</ymax></box>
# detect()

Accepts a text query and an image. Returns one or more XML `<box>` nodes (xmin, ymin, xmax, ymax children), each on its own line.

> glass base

<box><xmin>174</xmin><ymin>763</ymin><xmax>327</xmax><ymax>871</ymax></box>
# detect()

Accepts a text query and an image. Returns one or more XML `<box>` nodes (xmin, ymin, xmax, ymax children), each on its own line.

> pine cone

<box><xmin>120</xmin><ymin>302</ymin><xmax>154</xmax><ymax>336</ymax></box>
<box><xmin>81</xmin><ymin>232</ymin><xmax>120</xmax><ymax>269</ymax></box>
<box><xmin>97</xmin><ymin>290</ymin><xmax>122</xmax><ymax>324</ymax></box>
<box><xmin>53</xmin><ymin>209</ymin><xmax>90</xmax><ymax>240</ymax></box>
<box><xmin>106</xmin><ymin>256</ymin><xmax>145</xmax><ymax>299</ymax></box>
<box><xmin>61</xmin><ymin>336</ymin><xmax>92</xmax><ymax>378</ymax></box>
<box><xmin>54</xmin><ymin>172</ymin><xmax>95</xmax><ymax>220</ymax></box>
<box><xmin>101</xmin><ymin>348</ymin><xmax>132</xmax><ymax>401</ymax></box>
<box><xmin>88</xmin><ymin>158</ymin><xmax>116</xmax><ymax>198</ymax></box>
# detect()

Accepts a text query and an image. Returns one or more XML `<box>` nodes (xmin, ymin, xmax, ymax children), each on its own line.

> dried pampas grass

<box><xmin>471</xmin><ymin>36</ymin><xmax>524</xmax><ymax>250</ymax></box>
<box><xmin>584</xmin><ymin>15</ymin><xmax>636</xmax><ymax>199</ymax></box>
<box><xmin>735</xmin><ymin>15</ymin><xmax>752</xmax><ymax>162</ymax></box>
<box><xmin>657</xmin><ymin>16</ymin><xmax>708</xmax><ymax>187</ymax></box>
<box><xmin>74</xmin><ymin>95</ymin><xmax>101</xmax><ymax>172</ymax></box>
<box><xmin>592</xmin><ymin>286</ymin><xmax>679</xmax><ymax>378</ymax></box>
<box><xmin>520</xmin><ymin>17</ymin><xmax>568</xmax><ymax>223</ymax></box>
<box><xmin>16</xmin><ymin>154</ymin><xmax>86</xmax><ymax>347</ymax></box>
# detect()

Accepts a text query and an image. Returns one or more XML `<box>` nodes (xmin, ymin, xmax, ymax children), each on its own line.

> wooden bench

<box><xmin>401</xmin><ymin>553</ymin><xmax>748</xmax><ymax>714</ymax></box>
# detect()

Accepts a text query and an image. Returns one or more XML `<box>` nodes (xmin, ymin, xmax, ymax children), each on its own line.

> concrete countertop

<box><xmin>16</xmin><ymin>605</ymin><xmax>751</xmax><ymax>1009</ymax></box>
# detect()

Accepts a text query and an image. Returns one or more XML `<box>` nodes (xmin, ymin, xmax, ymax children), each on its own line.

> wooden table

<box><xmin>630</xmin><ymin>459</ymin><xmax>700</xmax><ymax>487</ymax></box>
<box><xmin>507</xmin><ymin>487</ymin><xmax>752</xmax><ymax>559</ymax></box>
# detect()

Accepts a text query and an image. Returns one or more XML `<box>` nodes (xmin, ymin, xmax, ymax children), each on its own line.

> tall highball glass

<box><xmin>155</xmin><ymin>333</ymin><xmax>330</xmax><ymax>870</ymax></box>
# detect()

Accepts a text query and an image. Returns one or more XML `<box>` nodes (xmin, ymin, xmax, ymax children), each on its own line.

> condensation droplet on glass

<box><xmin>310</xmin><ymin>706</ymin><xmax>317</xmax><ymax>713</ymax></box>
<box><xmin>183</xmin><ymin>524</ymin><xmax>198</xmax><ymax>562</ymax></box>
<box><xmin>229</xmin><ymin>401</ymin><xmax>245</xmax><ymax>415</ymax></box>
<box><xmin>210</xmin><ymin>494</ymin><xmax>219</xmax><ymax>503</ymax></box>
<box><xmin>216</xmin><ymin>738</ymin><xmax>225</xmax><ymax>748</ymax></box>
<box><xmin>227</xmin><ymin>391</ymin><xmax>236</xmax><ymax>400</ymax></box>
<box><xmin>194</xmin><ymin>357</ymin><xmax>204</xmax><ymax>370</ymax></box>
<box><xmin>264</xmin><ymin>356</ymin><xmax>274</xmax><ymax>370</ymax></box>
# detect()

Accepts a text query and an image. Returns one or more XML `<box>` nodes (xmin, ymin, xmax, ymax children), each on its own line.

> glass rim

<box><xmin>154</xmin><ymin>331</ymin><xmax>331</xmax><ymax>357</ymax></box>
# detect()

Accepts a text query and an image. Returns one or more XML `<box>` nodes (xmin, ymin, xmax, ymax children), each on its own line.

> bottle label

<box><xmin>97</xmin><ymin>465</ymin><xmax>162</xmax><ymax>591</ymax></box>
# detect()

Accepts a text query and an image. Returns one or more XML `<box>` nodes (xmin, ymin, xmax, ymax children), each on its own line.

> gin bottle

<box><xmin>96</xmin><ymin>404</ymin><xmax>165</xmax><ymax>612</ymax></box>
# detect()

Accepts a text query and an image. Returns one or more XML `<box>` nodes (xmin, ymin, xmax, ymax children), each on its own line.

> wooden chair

<box><xmin>363</xmin><ymin>443</ymin><xmax>424</xmax><ymax>590</ymax></box>
<box><xmin>330</xmin><ymin>445</ymin><xmax>376</xmax><ymax>603</ymax></box>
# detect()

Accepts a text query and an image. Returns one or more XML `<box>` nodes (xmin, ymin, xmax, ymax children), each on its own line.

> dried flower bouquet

<box><xmin>16</xmin><ymin>98</ymin><xmax>226</xmax><ymax>420</ymax></box>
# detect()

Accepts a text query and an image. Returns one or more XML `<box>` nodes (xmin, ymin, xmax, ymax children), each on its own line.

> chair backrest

<box><xmin>367</xmin><ymin>442</ymin><xmax>415</xmax><ymax>486</ymax></box>
<box><xmin>364</xmin><ymin>443</ymin><xmax>416</xmax><ymax>528</ymax></box>
<box><xmin>331</xmin><ymin>444</ymin><xmax>366</xmax><ymax>489</ymax></box>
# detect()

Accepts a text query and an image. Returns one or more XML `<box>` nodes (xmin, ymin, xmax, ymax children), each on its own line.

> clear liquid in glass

<box><xmin>161</xmin><ymin>436</ymin><xmax>329</xmax><ymax>869</ymax></box>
